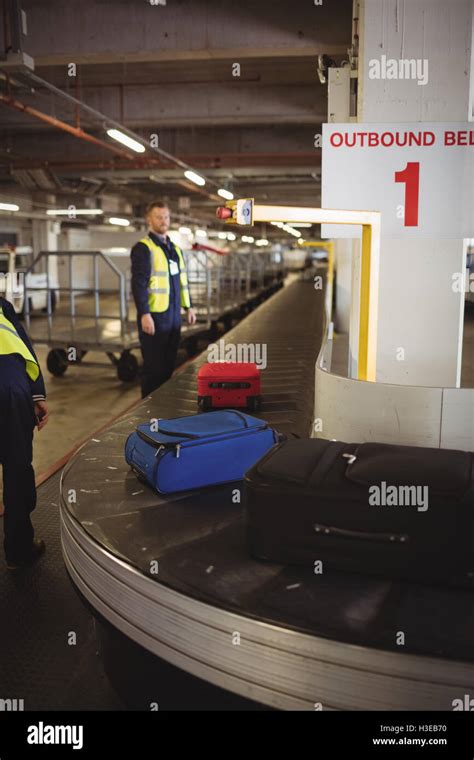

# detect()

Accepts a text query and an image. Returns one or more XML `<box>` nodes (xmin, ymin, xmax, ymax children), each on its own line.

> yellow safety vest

<box><xmin>0</xmin><ymin>305</ymin><xmax>39</xmax><ymax>381</ymax></box>
<box><xmin>140</xmin><ymin>237</ymin><xmax>191</xmax><ymax>313</ymax></box>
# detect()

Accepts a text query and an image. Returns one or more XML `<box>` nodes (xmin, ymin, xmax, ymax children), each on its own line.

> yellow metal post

<box><xmin>218</xmin><ymin>200</ymin><xmax>381</xmax><ymax>382</ymax></box>
<box><xmin>359</xmin><ymin>225</ymin><xmax>372</xmax><ymax>382</ymax></box>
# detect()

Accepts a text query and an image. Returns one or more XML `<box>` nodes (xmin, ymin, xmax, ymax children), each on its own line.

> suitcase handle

<box><xmin>208</xmin><ymin>381</ymin><xmax>252</xmax><ymax>389</ymax></box>
<box><xmin>313</xmin><ymin>523</ymin><xmax>410</xmax><ymax>545</ymax></box>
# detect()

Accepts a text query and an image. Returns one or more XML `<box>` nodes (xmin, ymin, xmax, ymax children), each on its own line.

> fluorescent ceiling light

<box><xmin>218</xmin><ymin>232</ymin><xmax>228</xmax><ymax>239</ymax></box>
<box><xmin>178</xmin><ymin>226</ymin><xmax>192</xmax><ymax>235</ymax></box>
<box><xmin>108</xmin><ymin>217</ymin><xmax>130</xmax><ymax>226</ymax></box>
<box><xmin>195</xmin><ymin>229</ymin><xmax>207</xmax><ymax>237</ymax></box>
<box><xmin>282</xmin><ymin>224</ymin><xmax>302</xmax><ymax>238</ymax></box>
<box><xmin>241</xmin><ymin>235</ymin><xmax>255</xmax><ymax>243</ymax></box>
<box><xmin>0</xmin><ymin>202</ymin><xmax>20</xmax><ymax>212</ymax></box>
<box><xmin>46</xmin><ymin>208</ymin><xmax>103</xmax><ymax>216</ymax></box>
<box><xmin>217</xmin><ymin>188</ymin><xmax>234</xmax><ymax>200</ymax></box>
<box><xmin>184</xmin><ymin>170</ymin><xmax>206</xmax><ymax>187</ymax></box>
<box><xmin>107</xmin><ymin>128</ymin><xmax>146</xmax><ymax>154</ymax></box>
<box><xmin>271</xmin><ymin>220</ymin><xmax>303</xmax><ymax>236</ymax></box>
<box><xmin>226</xmin><ymin>232</ymin><xmax>236</xmax><ymax>241</ymax></box>
<box><xmin>256</xmin><ymin>239</ymin><xmax>269</xmax><ymax>246</ymax></box>
<box><xmin>291</xmin><ymin>223</ymin><xmax>312</xmax><ymax>228</ymax></box>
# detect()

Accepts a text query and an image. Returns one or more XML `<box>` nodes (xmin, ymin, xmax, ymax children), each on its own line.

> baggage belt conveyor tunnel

<box><xmin>58</xmin><ymin>275</ymin><xmax>474</xmax><ymax>711</ymax></box>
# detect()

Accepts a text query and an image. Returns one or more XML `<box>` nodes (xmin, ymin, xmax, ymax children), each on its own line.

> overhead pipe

<box><xmin>24</xmin><ymin>71</ymin><xmax>222</xmax><ymax>191</ymax></box>
<box><xmin>1</xmin><ymin>5</ymin><xmax>220</xmax><ymax>193</ymax></box>
<box><xmin>0</xmin><ymin>71</ymin><xmax>236</xmax><ymax>200</ymax></box>
<box><xmin>1</xmin><ymin>70</ymin><xmax>223</xmax><ymax>198</ymax></box>
<box><xmin>0</xmin><ymin>93</ymin><xmax>135</xmax><ymax>161</ymax></box>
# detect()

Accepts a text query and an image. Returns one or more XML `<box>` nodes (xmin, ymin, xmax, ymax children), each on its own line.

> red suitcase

<box><xmin>197</xmin><ymin>362</ymin><xmax>261</xmax><ymax>411</ymax></box>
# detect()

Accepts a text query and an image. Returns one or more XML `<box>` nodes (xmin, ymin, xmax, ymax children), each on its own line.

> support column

<box><xmin>356</xmin><ymin>0</ymin><xmax>473</xmax><ymax>387</ymax></box>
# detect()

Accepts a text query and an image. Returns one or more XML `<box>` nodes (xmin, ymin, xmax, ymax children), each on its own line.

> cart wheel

<box><xmin>47</xmin><ymin>348</ymin><xmax>68</xmax><ymax>377</ymax></box>
<box><xmin>247</xmin><ymin>395</ymin><xmax>261</xmax><ymax>412</ymax></box>
<box><xmin>198</xmin><ymin>396</ymin><xmax>212</xmax><ymax>411</ymax></box>
<box><xmin>68</xmin><ymin>346</ymin><xmax>85</xmax><ymax>363</ymax></box>
<box><xmin>117</xmin><ymin>351</ymin><xmax>139</xmax><ymax>382</ymax></box>
<box><xmin>131</xmin><ymin>466</ymin><xmax>148</xmax><ymax>485</ymax></box>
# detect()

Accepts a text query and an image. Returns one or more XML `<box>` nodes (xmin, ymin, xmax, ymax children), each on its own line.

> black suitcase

<box><xmin>244</xmin><ymin>438</ymin><xmax>474</xmax><ymax>587</ymax></box>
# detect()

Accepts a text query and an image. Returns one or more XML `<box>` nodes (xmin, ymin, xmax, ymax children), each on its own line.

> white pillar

<box><xmin>356</xmin><ymin>0</ymin><xmax>473</xmax><ymax>387</ymax></box>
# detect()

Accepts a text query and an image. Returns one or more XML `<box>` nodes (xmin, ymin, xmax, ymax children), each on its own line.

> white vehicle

<box><xmin>0</xmin><ymin>248</ymin><xmax>58</xmax><ymax>316</ymax></box>
<box><xmin>0</xmin><ymin>249</ymin><xmax>25</xmax><ymax>313</ymax></box>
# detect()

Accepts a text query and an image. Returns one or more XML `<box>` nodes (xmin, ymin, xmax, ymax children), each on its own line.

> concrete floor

<box><xmin>31</xmin><ymin>344</ymin><xmax>143</xmax><ymax>475</ymax></box>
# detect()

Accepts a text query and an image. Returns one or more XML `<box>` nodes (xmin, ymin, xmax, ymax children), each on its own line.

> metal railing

<box><xmin>184</xmin><ymin>248</ymin><xmax>280</xmax><ymax>322</ymax></box>
<box><xmin>23</xmin><ymin>250</ymin><xmax>134</xmax><ymax>350</ymax></box>
<box><xmin>23</xmin><ymin>247</ymin><xmax>284</xmax><ymax>350</ymax></box>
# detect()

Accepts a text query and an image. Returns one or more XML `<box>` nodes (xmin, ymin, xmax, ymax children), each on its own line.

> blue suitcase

<box><xmin>124</xmin><ymin>409</ymin><xmax>281</xmax><ymax>494</ymax></box>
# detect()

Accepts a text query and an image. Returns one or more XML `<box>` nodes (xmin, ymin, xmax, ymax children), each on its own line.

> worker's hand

<box><xmin>141</xmin><ymin>313</ymin><xmax>155</xmax><ymax>336</ymax></box>
<box><xmin>34</xmin><ymin>400</ymin><xmax>49</xmax><ymax>431</ymax></box>
<box><xmin>187</xmin><ymin>308</ymin><xmax>197</xmax><ymax>326</ymax></box>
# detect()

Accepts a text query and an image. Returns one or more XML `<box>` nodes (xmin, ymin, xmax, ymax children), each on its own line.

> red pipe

<box><xmin>0</xmin><ymin>93</ymin><xmax>135</xmax><ymax>161</ymax></box>
<box><xmin>192</xmin><ymin>242</ymin><xmax>228</xmax><ymax>256</ymax></box>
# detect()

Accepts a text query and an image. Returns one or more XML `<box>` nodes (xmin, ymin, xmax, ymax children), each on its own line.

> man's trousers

<box><xmin>138</xmin><ymin>315</ymin><xmax>181</xmax><ymax>398</ymax></box>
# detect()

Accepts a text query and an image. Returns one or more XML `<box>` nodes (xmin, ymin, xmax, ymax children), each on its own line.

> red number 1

<box><xmin>395</xmin><ymin>161</ymin><xmax>420</xmax><ymax>226</ymax></box>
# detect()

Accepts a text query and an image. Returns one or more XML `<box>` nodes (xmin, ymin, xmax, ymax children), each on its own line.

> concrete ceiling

<box><xmin>0</xmin><ymin>0</ymin><xmax>353</xmax><ymax>230</ymax></box>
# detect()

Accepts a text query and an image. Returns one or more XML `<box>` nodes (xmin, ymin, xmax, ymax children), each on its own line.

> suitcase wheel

<box><xmin>247</xmin><ymin>395</ymin><xmax>261</xmax><ymax>412</ymax></box>
<box><xmin>247</xmin><ymin>526</ymin><xmax>272</xmax><ymax>562</ymax></box>
<box><xmin>197</xmin><ymin>395</ymin><xmax>212</xmax><ymax>411</ymax></box>
<box><xmin>130</xmin><ymin>466</ymin><xmax>148</xmax><ymax>485</ymax></box>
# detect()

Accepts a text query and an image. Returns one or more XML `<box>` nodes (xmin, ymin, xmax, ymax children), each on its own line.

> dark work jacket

<box><xmin>0</xmin><ymin>297</ymin><xmax>46</xmax><ymax>400</ymax></box>
<box><xmin>131</xmin><ymin>231</ymin><xmax>191</xmax><ymax>330</ymax></box>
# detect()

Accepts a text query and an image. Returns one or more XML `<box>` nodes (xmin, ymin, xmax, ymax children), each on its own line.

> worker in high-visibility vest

<box><xmin>131</xmin><ymin>201</ymin><xmax>196</xmax><ymax>398</ymax></box>
<box><xmin>0</xmin><ymin>296</ymin><xmax>49</xmax><ymax>571</ymax></box>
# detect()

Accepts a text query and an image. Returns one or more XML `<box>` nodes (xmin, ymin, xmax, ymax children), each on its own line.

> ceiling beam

<box><xmin>33</xmin><ymin>45</ymin><xmax>349</xmax><ymax>67</ymax></box>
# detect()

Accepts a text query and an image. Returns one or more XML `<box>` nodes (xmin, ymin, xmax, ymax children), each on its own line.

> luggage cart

<box><xmin>23</xmin><ymin>247</ymin><xmax>282</xmax><ymax>382</ymax></box>
<box><xmin>249</xmin><ymin>251</ymin><xmax>267</xmax><ymax>304</ymax></box>
<box><xmin>186</xmin><ymin>246</ymin><xmax>241</xmax><ymax>334</ymax></box>
<box><xmin>23</xmin><ymin>250</ymin><xmax>141</xmax><ymax>381</ymax></box>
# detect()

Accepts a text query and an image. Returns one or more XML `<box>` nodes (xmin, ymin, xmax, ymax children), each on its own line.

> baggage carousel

<box><xmin>60</xmin><ymin>278</ymin><xmax>474</xmax><ymax>710</ymax></box>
